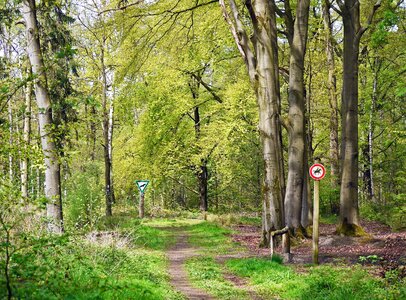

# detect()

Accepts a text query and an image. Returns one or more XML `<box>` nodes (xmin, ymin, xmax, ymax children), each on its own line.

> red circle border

<box><xmin>309</xmin><ymin>163</ymin><xmax>326</xmax><ymax>181</ymax></box>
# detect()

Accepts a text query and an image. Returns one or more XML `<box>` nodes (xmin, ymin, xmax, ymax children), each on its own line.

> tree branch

<box><xmin>189</xmin><ymin>73</ymin><xmax>222</xmax><ymax>103</ymax></box>
<box><xmin>358</xmin><ymin>0</ymin><xmax>382</xmax><ymax>38</ymax></box>
<box><xmin>219</xmin><ymin>0</ymin><xmax>256</xmax><ymax>83</ymax></box>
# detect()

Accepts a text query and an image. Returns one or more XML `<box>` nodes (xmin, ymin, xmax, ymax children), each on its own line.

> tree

<box><xmin>77</xmin><ymin>2</ymin><xmax>117</xmax><ymax>217</ymax></box>
<box><xmin>21</xmin><ymin>0</ymin><xmax>63</xmax><ymax>233</ymax></box>
<box><xmin>21</xmin><ymin>65</ymin><xmax>32</xmax><ymax>199</ymax></box>
<box><xmin>277</xmin><ymin>0</ymin><xmax>311</xmax><ymax>235</ymax></box>
<box><xmin>220</xmin><ymin>0</ymin><xmax>285</xmax><ymax>245</ymax></box>
<box><xmin>322</xmin><ymin>0</ymin><xmax>340</xmax><ymax>188</ymax></box>
<box><xmin>336</xmin><ymin>0</ymin><xmax>381</xmax><ymax>235</ymax></box>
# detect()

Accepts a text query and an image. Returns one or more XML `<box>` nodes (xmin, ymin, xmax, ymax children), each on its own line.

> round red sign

<box><xmin>309</xmin><ymin>163</ymin><xmax>326</xmax><ymax>181</ymax></box>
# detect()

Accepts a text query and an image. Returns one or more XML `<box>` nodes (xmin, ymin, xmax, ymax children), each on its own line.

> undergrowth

<box><xmin>226</xmin><ymin>258</ymin><xmax>406</xmax><ymax>300</ymax></box>
<box><xmin>0</xmin><ymin>213</ymin><xmax>184</xmax><ymax>300</ymax></box>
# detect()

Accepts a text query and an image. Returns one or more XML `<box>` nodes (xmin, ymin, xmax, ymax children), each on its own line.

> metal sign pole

<box><xmin>313</xmin><ymin>179</ymin><xmax>320</xmax><ymax>264</ymax></box>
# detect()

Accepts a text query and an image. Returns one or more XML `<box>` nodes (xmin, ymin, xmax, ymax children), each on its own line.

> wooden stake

<box><xmin>312</xmin><ymin>179</ymin><xmax>320</xmax><ymax>264</ymax></box>
<box><xmin>139</xmin><ymin>193</ymin><xmax>145</xmax><ymax>218</ymax></box>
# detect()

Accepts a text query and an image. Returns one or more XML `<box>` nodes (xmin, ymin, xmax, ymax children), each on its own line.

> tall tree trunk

<box><xmin>301</xmin><ymin>133</ymin><xmax>312</xmax><ymax>230</ymax></box>
<box><xmin>284</xmin><ymin>0</ymin><xmax>310</xmax><ymax>235</ymax></box>
<box><xmin>322</xmin><ymin>0</ymin><xmax>340</xmax><ymax>186</ymax></box>
<box><xmin>193</xmin><ymin>104</ymin><xmax>209</xmax><ymax>212</ymax></box>
<box><xmin>367</xmin><ymin>58</ymin><xmax>379</xmax><ymax>202</ymax></box>
<box><xmin>220</xmin><ymin>0</ymin><xmax>285</xmax><ymax>246</ymax></box>
<box><xmin>100</xmin><ymin>43</ymin><xmax>113</xmax><ymax>217</ymax></box>
<box><xmin>3</xmin><ymin>26</ymin><xmax>14</xmax><ymax>183</ymax></box>
<box><xmin>337</xmin><ymin>0</ymin><xmax>362</xmax><ymax>235</ymax></box>
<box><xmin>22</xmin><ymin>0</ymin><xmax>63</xmax><ymax>233</ymax></box>
<box><xmin>8</xmin><ymin>96</ymin><xmax>13</xmax><ymax>182</ymax></box>
<box><xmin>198</xmin><ymin>163</ymin><xmax>208</xmax><ymax>211</ymax></box>
<box><xmin>90</xmin><ymin>105</ymin><xmax>97</xmax><ymax>161</ymax></box>
<box><xmin>108</xmin><ymin>88</ymin><xmax>115</xmax><ymax>204</ymax></box>
<box><xmin>337</xmin><ymin>0</ymin><xmax>381</xmax><ymax>235</ymax></box>
<box><xmin>21</xmin><ymin>68</ymin><xmax>32</xmax><ymax>198</ymax></box>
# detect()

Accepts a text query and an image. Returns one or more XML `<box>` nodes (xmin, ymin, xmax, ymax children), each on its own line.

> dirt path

<box><xmin>167</xmin><ymin>231</ymin><xmax>214</xmax><ymax>300</ymax></box>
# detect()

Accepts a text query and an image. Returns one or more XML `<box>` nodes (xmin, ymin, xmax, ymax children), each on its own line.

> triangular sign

<box><xmin>135</xmin><ymin>180</ymin><xmax>149</xmax><ymax>194</ymax></box>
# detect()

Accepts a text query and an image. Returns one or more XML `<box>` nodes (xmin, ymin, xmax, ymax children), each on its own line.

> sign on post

<box><xmin>135</xmin><ymin>180</ymin><xmax>149</xmax><ymax>219</ymax></box>
<box><xmin>135</xmin><ymin>180</ymin><xmax>149</xmax><ymax>194</ymax></box>
<box><xmin>309</xmin><ymin>163</ymin><xmax>326</xmax><ymax>181</ymax></box>
<box><xmin>309</xmin><ymin>162</ymin><xmax>325</xmax><ymax>264</ymax></box>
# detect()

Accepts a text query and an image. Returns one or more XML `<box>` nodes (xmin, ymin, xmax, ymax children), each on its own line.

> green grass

<box><xmin>187</xmin><ymin>221</ymin><xmax>243</xmax><ymax>255</ymax></box>
<box><xmin>134</xmin><ymin>225</ymin><xmax>176</xmax><ymax>250</ymax></box>
<box><xmin>186</xmin><ymin>256</ymin><xmax>249</xmax><ymax>300</ymax></box>
<box><xmin>142</xmin><ymin>218</ymin><xmax>203</xmax><ymax>228</ymax></box>
<box><xmin>0</xmin><ymin>215</ymin><xmax>185</xmax><ymax>300</ymax></box>
<box><xmin>226</xmin><ymin>257</ymin><xmax>406</xmax><ymax>300</ymax></box>
<box><xmin>1</xmin><ymin>238</ymin><xmax>184</xmax><ymax>300</ymax></box>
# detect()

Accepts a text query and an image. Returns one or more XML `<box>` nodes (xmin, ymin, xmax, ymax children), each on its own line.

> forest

<box><xmin>0</xmin><ymin>0</ymin><xmax>405</xmax><ymax>299</ymax></box>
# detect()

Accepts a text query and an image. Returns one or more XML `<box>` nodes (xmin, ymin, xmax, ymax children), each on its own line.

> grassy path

<box><xmin>153</xmin><ymin>220</ymin><xmax>262</xmax><ymax>300</ymax></box>
<box><xmin>153</xmin><ymin>218</ymin><xmax>404</xmax><ymax>300</ymax></box>
<box><xmin>167</xmin><ymin>230</ymin><xmax>214</xmax><ymax>300</ymax></box>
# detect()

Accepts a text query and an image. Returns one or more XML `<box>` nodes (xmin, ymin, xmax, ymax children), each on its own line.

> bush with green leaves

<box><xmin>64</xmin><ymin>161</ymin><xmax>104</xmax><ymax>230</ymax></box>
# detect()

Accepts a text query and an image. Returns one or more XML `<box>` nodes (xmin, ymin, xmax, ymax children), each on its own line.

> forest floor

<box><xmin>156</xmin><ymin>218</ymin><xmax>405</xmax><ymax>299</ymax></box>
<box><xmin>2</xmin><ymin>215</ymin><xmax>404</xmax><ymax>299</ymax></box>
<box><xmin>231</xmin><ymin>220</ymin><xmax>406</xmax><ymax>276</ymax></box>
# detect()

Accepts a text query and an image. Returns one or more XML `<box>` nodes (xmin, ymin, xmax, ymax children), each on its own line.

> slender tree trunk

<box><xmin>284</xmin><ymin>0</ymin><xmax>310</xmax><ymax>234</ymax></box>
<box><xmin>2</xmin><ymin>24</ymin><xmax>14</xmax><ymax>183</ymax></box>
<box><xmin>22</xmin><ymin>0</ymin><xmax>63</xmax><ymax>233</ymax></box>
<box><xmin>108</xmin><ymin>89</ymin><xmax>115</xmax><ymax>204</ymax></box>
<box><xmin>193</xmin><ymin>105</ymin><xmax>209</xmax><ymax>211</ymax></box>
<box><xmin>91</xmin><ymin>105</ymin><xmax>97</xmax><ymax>161</ymax></box>
<box><xmin>189</xmin><ymin>75</ymin><xmax>210</xmax><ymax>212</ymax></box>
<box><xmin>8</xmin><ymin>97</ymin><xmax>13</xmax><ymax>182</ymax></box>
<box><xmin>100</xmin><ymin>43</ymin><xmax>113</xmax><ymax>217</ymax></box>
<box><xmin>322</xmin><ymin>0</ymin><xmax>340</xmax><ymax>186</ymax></box>
<box><xmin>21</xmin><ymin>68</ymin><xmax>32</xmax><ymax>198</ymax></box>
<box><xmin>368</xmin><ymin>58</ymin><xmax>379</xmax><ymax>202</ymax></box>
<box><xmin>198</xmin><ymin>163</ymin><xmax>208</xmax><ymax>211</ymax></box>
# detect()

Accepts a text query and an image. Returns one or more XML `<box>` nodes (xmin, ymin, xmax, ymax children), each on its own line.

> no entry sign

<box><xmin>309</xmin><ymin>163</ymin><xmax>326</xmax><ymax>181</ymax></box>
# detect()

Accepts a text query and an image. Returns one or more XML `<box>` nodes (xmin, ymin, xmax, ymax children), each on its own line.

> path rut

<box><xmin>167</xmin><ymin>232</ymin><xmax>214</xmax><ymax>300</ymax></box>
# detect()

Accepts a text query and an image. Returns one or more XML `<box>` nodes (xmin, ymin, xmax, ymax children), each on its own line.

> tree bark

<box><xmin>301</xmin><ymin>133</ymin><xmax>312</xmax><ymax>230</ymax></box>
<box><xmin>108</xmin><ymin>88</ymin><xmax>115</xmax><ymax>204</ymax></box>
<box><xmin>367</xmin><ymin>58</ymin><xmax>379</xmax><ymax>202</ymax></box>
<box><xmin>194</xmin><ymin>105</ymin><xmax>208</xmax><ymax>212</ymax></box>
<box><xmin>8</xmin><ymin>93</ymin><xmax>13</xmax><ymax>182</ymax></box>
<box><xmin>3</xmin><ymin>26</ymin><xmax>14</xmax><ymax>183</ymax></box>
<box><xmin>190</xmin><ymin>75</ymin><xmax>209</xmax><ymax>212</ymax></box>
<box><xmin>284</xmin><ymin>0</ymin><xmax>310</xmax><ymax>234</ymax></box>
<box><xmin>22</xmin><ymin>0</ymin><xmax>63</xmax><ymax>233</ymax></box>
<box><xmin>220</xmin><ymin>0</ymin><xmax>285</xmax><ymax>245</ymax></box>
<box><xmin>198</xmin><ymin>163</ymin><xmax>208</xmax><ymax>211</ymax></box>
<box><xmin>21</xmin><ymin>67</ymin><xmax>32</xmax><ymax>198</ymax></box>
<box><xmin>100</xmin><ymin>43</ymin><xmax>114</xmax><ymax>217</ymax></box>
<box><xmin>337</xmin><ymin>0</ymin><xmax>362</xmax><ymax>234</ymax></box>
<box><xmin>322</xmin><ymin>0</ymin><xmax>340</xmax><ymax>186</ymax></box>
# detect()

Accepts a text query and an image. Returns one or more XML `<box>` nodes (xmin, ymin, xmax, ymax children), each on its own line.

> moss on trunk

<box><xmin>336</xmin><ymin>221</ymin><xmax>367</xmax><ymax>236</ymax></box>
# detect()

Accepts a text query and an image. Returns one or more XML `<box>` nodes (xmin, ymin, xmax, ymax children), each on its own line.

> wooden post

<box><xmin>312</xmin><ymin>179</ymin><xmax>320</xmax><ymax>264</ymax></box>
<box><xmin>139</xmin><ymin>193</ymin><xmax>145</xmax><ymax>218</ymax></box>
